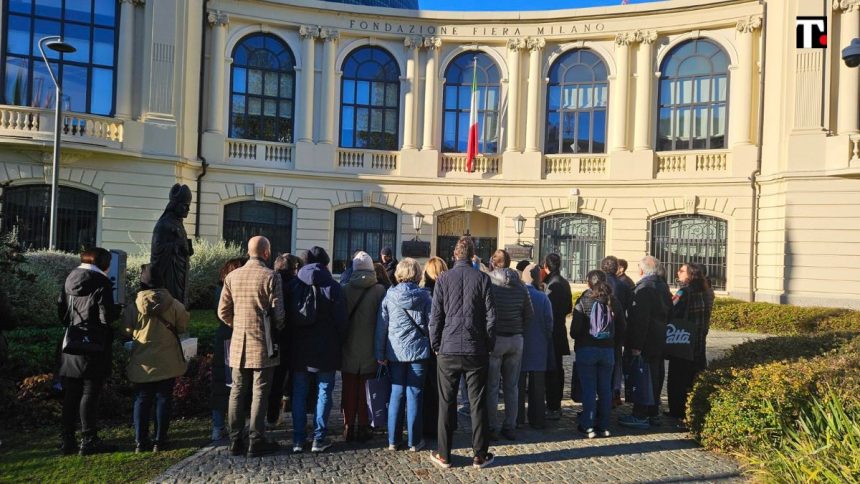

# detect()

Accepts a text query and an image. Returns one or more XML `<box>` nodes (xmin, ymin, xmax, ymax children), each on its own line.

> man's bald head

<box><xmin>248</xmin><ymin>236</ymin><xmax>271</xmax><ymax>261</ymax></box>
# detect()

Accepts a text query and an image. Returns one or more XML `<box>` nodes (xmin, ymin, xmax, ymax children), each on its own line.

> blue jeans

<box><xmin>388</xmin><ymin>361</ymin><xmax>426</xmax><ymax>447</ymax></box>
<box><xmin>576</xmin><ymin>347</ymin><xmax>614</xmax><ymax>431</ymax></box>
<box><xmin>292</xmin><ymin>370</ymin><xmax>335</xmax><ymax>444</ymax></box>
<box><xmin>133</xmin><ymin>378</ymin><xmax>175</xmax><ymax>445</ymax></box>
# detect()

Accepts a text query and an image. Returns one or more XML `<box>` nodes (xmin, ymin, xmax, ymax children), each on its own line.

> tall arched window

<box><xmin>545</xmin><ymin>49</ymin><xmax>608</xmax><ymax>154</ymax></box>
<box><xmin>1</xmin><ymin>184</ymin><xmax>98</xmax><ymax>252</ymax></box>
<box><xmin>442</xmin><ymin>52</ymin><xmax>501</xmax><ymax>153</ymax></box>
<box><xmin>229</xmin><ymin>33</ymin><xmax>296</xmax><ymax>142</ymax></box>
<box><xmin>2</xmin><ymin>0</ymin><xmax>119</xmax><ymax>115</ymax></box>
<box><xmin>656</xmin><ymin>39</ymin><xmax>729</xmax><ymax>151</ymax></box>
<box><xmin>333</xmin><ymin>207</ymin><xmax>397</xmax><ymax>274</ymax></box>
<box><xmin>340</xmin><ymin>46</ymin><xmax>400</xmax><ymax>150</ymax></box>
<box><xmin>650</xmin><ymin>214</ymin><xmax>727</xmax><ymax>290</ymax></box>
<box><xmin>223</xmin><ymin>201</ymin><xmax>293</xmax><ymax>257</ymax></box>
<box><xmin>539</xmin><ymin>214</ymin><xmax>605</xmax><ymax>283</ymax></box>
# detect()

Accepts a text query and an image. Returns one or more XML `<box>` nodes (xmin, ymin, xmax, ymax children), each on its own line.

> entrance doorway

<box><xmin>436</xmin><ymin>211</ymin><xmax>498</xmax><ymax>267</ymax></box>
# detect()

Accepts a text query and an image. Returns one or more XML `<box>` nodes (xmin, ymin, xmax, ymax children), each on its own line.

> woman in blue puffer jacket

<box><xmin>375</xmin><ymin>258</ymin><xmax>432</xmax><ymax>452</ymax></box>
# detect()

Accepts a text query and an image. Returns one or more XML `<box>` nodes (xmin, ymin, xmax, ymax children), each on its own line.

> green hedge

<box><xmin>689</xmin><ymin>333</ymin><xmax>860</xmax><ymax>481</ymax></box>
<box><xmin>711</xmin><ymin>298</ymin><xmax>860</xmax><ymax>334</ymax></box>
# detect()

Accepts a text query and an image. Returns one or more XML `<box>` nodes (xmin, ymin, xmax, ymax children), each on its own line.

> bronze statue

<box><xmin>150</xmin><ymin>184</ymin><xmax>193</xmax><ymax>304</ymax></box>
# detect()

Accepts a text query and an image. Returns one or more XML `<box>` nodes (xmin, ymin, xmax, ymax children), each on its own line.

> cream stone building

<box><xmin>1</xmin><ymin>0</ymin><xmax>859</xmax><ymax>307</ymax></box>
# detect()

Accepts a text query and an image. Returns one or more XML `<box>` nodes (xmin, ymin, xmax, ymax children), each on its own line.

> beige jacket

<box><xmin>127</xmin><ymin>288</ymin><xmax>189</xmax><ymax>383</ymax></box>
<box><xmin>217</xmin><ymin>258</ymin><xmax>285</xmax><ymax>369</ymax></box>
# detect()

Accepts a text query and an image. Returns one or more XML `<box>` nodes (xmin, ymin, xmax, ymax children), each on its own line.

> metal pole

<box><xmin>48</xmin><ymin>83</ymin><xmax>62</xmax><ymax>250</ymax></box>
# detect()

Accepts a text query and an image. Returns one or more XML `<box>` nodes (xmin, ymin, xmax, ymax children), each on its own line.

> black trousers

<box><xmin>267</xmin><ymin>362</ymin><xmax>290</xmax><ymax>423</ymax></box>
<box><xmin>437</xmin><ymin>355</ymin><xmax>490</xmax><ymax>460</ymax></box>
<box><xmin>62</xmin><ymin>376</ymin><xmax>103</xmax><ymax>437</ymax></box>
<box><xmin>517</xmin><ymin>371</ymin><xmax>546</xmax><ymax>428</ymax></box>
<box><xmin>545</xmin><ymin>354</ymin><xmax>565</xmax><ymax>411</ymax></box>
<box><xmin>632</xmin><ymin>357</ymin><xmax>665</xmax><ymax>418</ymax></box>
<box><xmin>667</xmin><ymin>357</ymin><xmax>701</xmax><ymax>418</ymax></box>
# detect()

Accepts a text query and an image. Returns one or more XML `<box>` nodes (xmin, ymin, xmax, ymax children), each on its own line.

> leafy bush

<box><xmin>0</xmin><ymin>235</ymin><xmax>63</xmax><ymax>329</ymax></box>
<box><xmin>22</xmin><ymin>250</ymin><xmax>79</xmax><ymax>287</ymax></box>
<box><xmin>3</xmin><ymin>327</ymin><xmax>63</xmax><ymax>378</ymax></box>
<box><xmin>188</xmin><ymin>309</ymin><xmax>219</xmax><ymax>355</ymax></box>
<box><xmin>711</xmin><ymin>298</ymin><xmax>860</xmax><ymax>334</ymax></box>
<box><xmin>746</xmin><ymin>390</ymin><xmax>860</xmax><ymax>483</ymax></box>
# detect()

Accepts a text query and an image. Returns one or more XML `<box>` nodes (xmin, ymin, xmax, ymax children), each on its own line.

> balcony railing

<box><xmin>544</xmin><ymin>154</ymin><xmax>608</xmax><ymax>178</ymax></box>
<box><xmin>655</xmin><ymin>150</ymin><xmax>729</xmax><ymax>177</ymax></box>
<box><xmin>0</xmin><ymin>105</ymin><xmax>123</xmax><ymax>148</ymax></box>
<box><xmin>439</xmin><ymin>153</ymin><xmax>501</xmax><ymax>176</ymax></box>
<box><xmin>226</xmin><ymin>139</ymin><xmax>294</xmax><ymax>167</ymax></box>
<box><xmin>336</xmin><ymin>148</ymin><xmax>398</xmax><ymax>173</ymax></box>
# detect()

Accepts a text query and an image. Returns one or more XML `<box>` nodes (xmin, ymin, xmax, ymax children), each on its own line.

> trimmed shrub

<box><xmin>711</xmin><ymin>298</ymin><xmax>860</xmax><ymax>334</ymax></box>
<box><xmin>188</xmin><ymin>309</ymin><xmax>219</xmax><ymax>355</ymax></box>
<box><xmin>22</xmin><ymin>250</ymin><xmax>79</xmax><ymax>287</ymax></box>
<box><xmin>3</xmin><ymin>327</ymin><xmax>64</xmax><ymax>378</ymax></box>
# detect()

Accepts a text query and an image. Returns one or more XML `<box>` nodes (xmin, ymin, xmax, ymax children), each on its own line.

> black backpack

<box><xmin>291</xmin><ymin>283</ymin><xmax>318</xmax><ymax>327</ymax></box>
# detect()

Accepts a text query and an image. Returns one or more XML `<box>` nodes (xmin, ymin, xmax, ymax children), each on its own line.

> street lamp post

<box><xmin>514</xmin><ymin>214</ymin><xmax>526</xmax><ymax>245</ymax></box>
<box><xmin>38</xmin><ymin>36</ymin><xmax>76</xmax><ymax>250</ymax></box>
<box><xmin>412</xmin><ymin>211</ymin><xmax>425</xmax><ymax>240</ymax></box>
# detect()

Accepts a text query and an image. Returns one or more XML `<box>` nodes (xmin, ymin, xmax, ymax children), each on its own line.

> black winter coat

<box><xmin>570</xmin><ymin>290</ymin><xmax>627</xmax><ymax>351</ymax></box>
<box><xmin>57</xmin><ymin>267</ymin><xmax>121</xmax><ymax>380</ymax></box>
<box><xmin>488</xmin><ymin>268</ymin><xmax>533</xmax><ymax>335</ymax></box>
<box><xmin>605</xmin><ymin>273</ymin><xmax>633</xmax><ymax>314</ymax></box>
<box><xmin>544</xmin><ymin>271</ymin><xmax>572</xmax><ymax>357</ymax></box>
<box><xmin>625</xmin><ymin>274</ymin><xmax>672</xmax><ymax>361</ymax></box>
<box><xmin>429</xmin><ymin>260</ymin><xmax>496</xmax><ymax>356</ymax></box>
<box><xmin>289</xmin><ymin>263</ymin><xmax>348</xmax><ymax>372</ymax></box>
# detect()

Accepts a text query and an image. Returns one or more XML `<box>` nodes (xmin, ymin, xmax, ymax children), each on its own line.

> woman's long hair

<box><xmin>219</xmin><ymin>257</ymin><xmax>248</xmax><ymax>285</ymax></box>
<box><xmin>421</xmin><ymin>256</ymin><xmax>448</xmax><ymax>288</ymax></box>
<box><xmin>374</xmin><ymin>263</ymin><xmax>392</xmax><ymax>287</ymax></box>
<box><xmin>682</xmin><ymin>262</ymin><xmax>708</xmax><ymax>293</ymax></box>
<box><xmin>274</xmin><ymin>253</ymin><xmax>303</xmax><ymax>280</ymax></box>
<box><xmin>586</xmin><ymin>269</ymin><xmax>612</xmax><ymax>303</ymax></box>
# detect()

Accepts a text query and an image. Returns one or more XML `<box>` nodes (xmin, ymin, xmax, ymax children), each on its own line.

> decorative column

<box><xmin>115</xmin><ymin>0</ymin><xmax>143</xmax><ymax>119</ymax></box>
<box><xmin>835</xmin><ymin>1</ymin><xmax>860</xmax><ymax>135</ymax></box>
<box><xmin>610</xmin><ymin>32</ymin><xmax>633</xmax><ymax>151</ymax></box>
<box><xmin>524</xmin><ymin>36</ymin><xmax>545</xmax><ymax>152</ymax></box>
<box><xmin>505</xmin><ymin>38</ymin><xmax>526</xmax><ymax>152</ymax></box>
<box><xmin>729</xmin><ymin>17</ymin><xmax>761</xmax><ymax>146</ymax></box>
<box><xmin>402</xmin><ymin>37</ymin><xmax>422</xmax><ymax>150</ymax></box>
<box><xmin>297</xmin><ymin>25</ymin><xmax>319</xmax><ymax>143</ymax></box>
<box><xmin>633</xmin><ymin>30</ymin><xmax>657</xmax><ymax>151</ymax></box>
<box><xmin>422</xmin><ymin>37</ymin><xmax>441</xmax><ymax>150</ymax></box>
<box><xmin>206</xmin><ymin>11</ymin><xmax>229</xmax><ymax>134</ymax></box>
<box><xmin>319</xmin><ymin>28</ymin><xmax>339</xmax><ymax>145</ymax></box>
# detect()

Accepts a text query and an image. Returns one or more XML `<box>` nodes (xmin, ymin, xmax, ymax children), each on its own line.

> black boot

<box><xmin>60</xmin><ymin>433</ymin><xmax>77</xmax><ymax>455</ymax></box>
<box><xmin>79</xmin><ymin>434</ymin><xmax>117</xmax><ymax>456</ymax></box>
<box><xmin>229</xmin><ymin>438</ymin><xmax>246</xmax><ymax>456</ymax></box>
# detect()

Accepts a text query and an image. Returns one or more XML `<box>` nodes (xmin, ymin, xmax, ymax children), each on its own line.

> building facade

<box><xmin>1</xmin><ymin>0</ymin><xmax>859</xmax><ymax>307</ymax></box>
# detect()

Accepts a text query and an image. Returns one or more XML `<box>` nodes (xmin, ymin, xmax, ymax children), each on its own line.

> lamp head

<box><xmin>514</xmin><ymin>215</ymin><xmax>526</xmax><ymax>236</ymax></box>
<box><xmin>412</xmin><ymin>211</ymin><xmax>424</xmax><ymax>233</ymax></box>
<box><xmin>46</xmin><ymin>39</ymin><xmax>76</xmax><ymax>54</ymax></box>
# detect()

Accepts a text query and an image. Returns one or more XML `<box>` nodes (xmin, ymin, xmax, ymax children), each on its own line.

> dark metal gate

<box><xmin>539</xmin><ymin>214</ymin><xmax>605</xmax><ymax>283</ymax></box>
<box><xmin>1</xmin><ymin>184</ymin><xmax>98</xmax><ymax>252</ymax></box>
<box><xmin>436</xmin><ymin>236</ymin><xmax>497</xmax><ymax>268</ymax></box>
<box><xmin>649</xmin><ymin>215</ymin><xmax>727</xmax><ymax>290</ymax></box>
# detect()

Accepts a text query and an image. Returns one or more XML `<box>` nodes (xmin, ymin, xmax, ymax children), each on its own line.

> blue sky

<box><xmin>419</xmin><ymin>0</ymin><xmax>660</xmax><ymax>11</ymax></box>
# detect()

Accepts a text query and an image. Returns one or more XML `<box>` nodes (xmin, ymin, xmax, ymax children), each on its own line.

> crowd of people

<box><xmin>55</xmin><ymin>235</ymin><xmax>713</xmax><ymax>469</ymax></box>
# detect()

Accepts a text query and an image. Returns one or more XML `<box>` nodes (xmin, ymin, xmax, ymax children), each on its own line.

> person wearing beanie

<box><xmin>517</xmin><ymin>264</ymin><xmax>554</xmax><ymax>430</ymax></box>
<box><xmin>289</xmin><ymin>246</ymin><xmax>348</xmax><ymax>453</ymax></box>
<box><xmin>380</xmin><ymin>247</ymin><xmax>399</xmax><ymax>287</ymax></box>
<box><xmin>126</xmin><ymin>264</ymin><xmax>190</xmax><ymax>453</ymax></box>
<box><xmin>340</xmin><ymin>251</ymin><xmax>386</xmax><ymax>442</ymax></box>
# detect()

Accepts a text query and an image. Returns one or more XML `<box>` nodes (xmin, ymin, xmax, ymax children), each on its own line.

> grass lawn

<box><xmin>0</xmin><ymin>418</ymin><xmax>211</xmax><ymax>483</ymax></box>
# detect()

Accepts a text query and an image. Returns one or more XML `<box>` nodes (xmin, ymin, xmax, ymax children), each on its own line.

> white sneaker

<box><xmin>312</xmin><ymin>439</ymin><xmax>332</xmax><ymax>453</ymax></box>
<box><xmin>387</xmin><ymin>444</ymin><xmax>398</xmax><ymax>451</ymax></box>
<box><xmin>292</xmin><ymin>444</ymin><xmax>303</xmax><ymax>453</ymax></box>
<box><xmin>409</xmin><ymin>440</ymin><xmax>425</xmax><ymax>452</ymax></box>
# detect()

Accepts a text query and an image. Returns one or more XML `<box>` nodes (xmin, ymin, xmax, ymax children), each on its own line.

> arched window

<box><xmin>545</xmin><ymin>49</ymin><xmax>609</xmax><ymax>154</ymax></box>
<box><xmin>2</xmin><ymin>0</ymin><xmax>119</xmax><ymax>115</ymax></box>
<box><xmin>650</xmin><ymin>214</ymin><xmax>727</xmax><ymax>290</ymax></box>
<box><xmin>229</xmin><ymin>33</ymin><xmax>296</xmax><ymax>142</ymax></box>
<box><xmin>333</xmin><ymin>207</ymin><xmax>397</xmax><ymax>274</ymax></box>
<box><xmin>442</xmin><ymin>52</ymin><xmax>501</xmax><ymax>153</ymax></box>
<box><xmin>539</xmin><ymin>214</ymin><xmax>605</xmax><ymax>283</ymax></box>
<box><xmin>340</xmin><ymin>46</ymin><xmax>400</xmax><ymax>150</ymax></box>
<box><xmin>223</xmin><ymin>201</ymin><xmax>293</xmax><ymax>257</ymax></box>
<box><xmin>656</xmin><ymin>39</ymin><xmax>729</xmax><ymax>151</ymax></box>
<box><xmin>1</xmin><ymin>184</ymin><xmax>98</xmax><ymax>252</ymax></box>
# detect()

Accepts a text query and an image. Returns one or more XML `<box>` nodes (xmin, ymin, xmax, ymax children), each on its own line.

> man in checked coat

<box><xmin>218</xmin><ymin>236</ymin><xmax>285</xmax><ymax>457</ymax></box>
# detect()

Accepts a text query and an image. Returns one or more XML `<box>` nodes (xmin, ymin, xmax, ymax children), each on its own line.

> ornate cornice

<box><xmin>634</xmin><ymin>30</ymin><xmax>658</xmax><ymax>44</ymax></box>
<box><xmin>423</xmin><ymin>36</ymin><xmax>442</xmax><ymax>49</ymax></box>
<box><xmin>320</xmin><ymin>28</ymin><xmax>339</xmax><ymax>42</ymax></box>
<box><xmin>527</xmin><ymin>36</ymin><xmax>545</xmax><ymax>51</ymax></box>
<box><xmin>507</xmin><ymin>38</ymin><xmax>527</xmax><ymax>51</ymax></box>
<box><xmin>299</xmin><ymin>25</ymin><xmax>320</xmax><ymax>39</ymax></box>
<box><xmin>404</xmin><ymin>36</ymin><xmax>422</xmax><ymax>49</ymax></box>
<box><xmin>207</xmin><ymin>11</ymin><xmax>229</xmax><ymax>27</ymax></box>
<box><xmin>615</xmin><ymin>31</ymin><xmax>636</xmax><ymax>46</ymax></box>
<box><xmin>833</xmin><ymin>0</ymin><xmax>860</xmax><ymax>13</ymax></box>
<box><xmin>736</xmin><ymin>15</ymin><xmax>763</xmax><ymax>33</ymax></box>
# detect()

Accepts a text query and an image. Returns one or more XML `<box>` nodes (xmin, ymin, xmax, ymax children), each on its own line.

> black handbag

<box><xmin>61</xmin><ymin>295</ymin><xmax>108</xmax><ymax>355</ymax></box>
<box><xmin>664</xmin><ymin>298</ymin><xmax>697</xmax><ymax>361</ymax></box>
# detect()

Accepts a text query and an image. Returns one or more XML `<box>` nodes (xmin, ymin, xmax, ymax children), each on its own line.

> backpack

<box><xmin>588</xmin><ymin>299</ymin><xmax>614</xmax><ymax>340</ymax></box>
<box><xmin>291</xmin><ymin>283</ymin><xmax>318</xmax><ymax>327</ymax></box>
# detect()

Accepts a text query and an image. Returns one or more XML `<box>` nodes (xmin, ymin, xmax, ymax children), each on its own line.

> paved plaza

<box><xmin>156</xmin><ymin>331</ymin><xmax>767</xmax><ymax>484</ymax></box>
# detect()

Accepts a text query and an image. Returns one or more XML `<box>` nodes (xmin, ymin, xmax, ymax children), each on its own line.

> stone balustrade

<box><xmin>439</xmin><ymin>153</ymin><xmax>501</xmax><ymax>176</ymax></box>
<box><xmin>226</xmin><ymin>138</ymin><xmax>294</xmax><ymax>166</ymax></box>
<box><xmin>544</xmin><ymin>154</ymin><xmax>608</xmax><ymax>178</ymax></box>
<box><xmin>655</xmin><ymin>150</ymin><xmax>730</xmax><ymax>177</ymax></box>
<box><xmin>336</xmin><ymin>148</ymin><xmax>399</xmax><ymax>173</ymax></box>
<box><xmin>0</xmin><ymin>105</ymin><xmax>123</xmax><ymax>148</ymax></box>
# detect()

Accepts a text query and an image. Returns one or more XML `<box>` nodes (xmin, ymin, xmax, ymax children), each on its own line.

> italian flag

<box><xmin>466</xmin><ymin>57</ymin><xmax>479</xmax><ymax>173</ymax></box>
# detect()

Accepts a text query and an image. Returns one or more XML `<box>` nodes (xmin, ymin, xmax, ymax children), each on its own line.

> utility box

<box><xmin>108</xmin><ymin>249</ymin><xmax>127</xmax><ymax>305</ymax></box>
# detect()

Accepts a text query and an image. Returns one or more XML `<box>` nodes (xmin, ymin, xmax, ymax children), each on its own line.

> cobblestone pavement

<box><xmin>156</xmin><ymin>330</ymin><xmax>768</xmax><ymax>483</ymax></box>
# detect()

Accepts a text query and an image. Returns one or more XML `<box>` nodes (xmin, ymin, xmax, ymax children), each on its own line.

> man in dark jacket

<box><xmin>380</xmin><ymin>246</ymin><xmax>398</xmax><ymax>287</ymax></box>
<box><xmin>619</xmin><ymin>256</ymin><xmax>672</xmax><ymax>430</ymax></box>
<box><xmin>57</xmin><ymin>248</ymin><xmax>122</xmax><ymax>455</ymax></box>
<box><xmin>289</xmin><ymin>247</ymin><xmax>347</xmax><ymax>453</ymax></box>
<box><xmin>428</xmin><ymin>236</ymin><xmax>496</xmax><ymax>469</ymax></box>
<box><xmin>543</xmin><ymin>253</ymin><xmax>572</xmax><ymax>420</ymax></box>
<box><xmin>487</xmin><ymin>250</ymin><xmax>533</xmax><ymax>440</ymax></box>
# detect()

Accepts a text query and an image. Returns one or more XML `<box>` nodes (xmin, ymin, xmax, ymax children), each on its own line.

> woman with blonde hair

<box><xmin>375</xmin><ymin>258</ymin><xmax>432</xmax><ymax>451</ymax></box>
<box><xmin>421</xmin><ymin>257</ymin><xmax>448</xmax><ymax>295</ymax></box>
<box><xmin>419</xmin><ymin>256</ymin><xmax>448</xmax><ymax>438</ymax></box>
